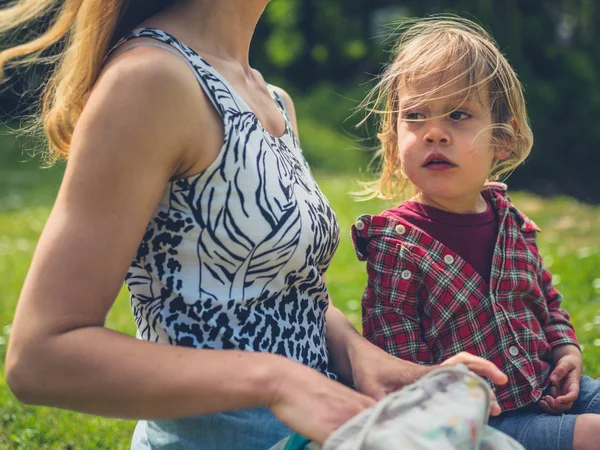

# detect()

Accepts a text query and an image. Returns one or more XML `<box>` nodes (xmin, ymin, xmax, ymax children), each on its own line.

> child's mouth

<box><xmin>423</xmin><ymin>160</ymin><xmax>456</xmax><ymax>170</ymax></box>
<box><xmin>423</xmin><ymin>152</ymin><xmax>457</xmax><ymax>169</ymax></box>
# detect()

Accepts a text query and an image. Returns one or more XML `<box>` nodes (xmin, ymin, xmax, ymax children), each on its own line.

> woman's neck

<box><xmin>411</xmin><ymin>191</ymin><xmax>488</xmax><ymax>214</ymax></box>
<box><xmin>146</xmin><ymin>0</ymin><xmax>269</xmax><ymax>68</ymax></box>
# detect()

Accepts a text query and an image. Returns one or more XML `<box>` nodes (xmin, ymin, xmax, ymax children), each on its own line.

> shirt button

<box><xmin>401</xmin><ymin>270</ymin><xmax>412</xmax><ymax>280</ymax></box>
<box><xmin>508</xmin><ymin>346</ymin><xmax>519</xmax><ymax>357</ymax></box>
<box><xmin>354</xmin><ymin>220</ymin><xmax>365</xmax><ymax>231</ymax></box>
<box><xmin>395</xmin><ymin>224</ymin><xmax>406</xmax><ymax>235</ymax></box>
<box><xmin>443</xmin><ymin>254</ymin><xmax>455</xmax><ymax>264</ymax></box>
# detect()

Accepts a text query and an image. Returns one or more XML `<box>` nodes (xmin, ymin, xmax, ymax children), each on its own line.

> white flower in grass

<box><xmin>577</xmin><ymin>247</ymin><xmax>592</xmax><ymax>259</ymax></box>
<box><xmin>16</xmin><ymin>238</ymin><xmax>33</xmax><ymax>252</ymax></box>
<box><xmin>584</xmin><ymin>323</ymin><xmax>594</xmax><ymax>332</ymax></box>
<box><xmin>594</xmin><ymin>339</ymin><xmax>600</xmax><ymax>347</ymax></box>
<box><xmin>347</xmin><ymin>300</ymin><xmax>360</xmax><ymax>311</ymax></box>
<box><xmin>593</xmin><ymin>279</ymin><xmax>600</xmax><ymax>292</ymax></box>
<box><xmin>552</xmin><ymin>274</ymin><xmax>561</xmax><ymax>285</ymax></box>
<box><xmin>3</xmin><ymin>324</ymin><xmax>11</xmax><ymax>335</ymax></box>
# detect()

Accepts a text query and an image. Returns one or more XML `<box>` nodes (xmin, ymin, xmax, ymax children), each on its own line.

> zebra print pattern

<box><xmin>122</xmin><ymin>28</ymin><xmax>339</xmax><ymax>375</ymax></box>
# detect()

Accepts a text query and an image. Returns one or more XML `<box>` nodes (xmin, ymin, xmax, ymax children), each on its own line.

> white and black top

<box><xmin>120</xmin><ymin>28</ymin><xmax>340</xmax><ymax>377</ymax></box>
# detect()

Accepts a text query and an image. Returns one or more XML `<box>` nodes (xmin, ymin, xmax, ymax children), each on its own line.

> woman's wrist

<box><xmin>326</xmin><ymin>305</ymin><xmax>366</xmax><ymax>384</ymax></box>
<box><xmin>345</xmin><ymin>331</ymin><xmax>377</xmax><ymax>366</ymax></box>
<box><xmin>245</xmin><ymin>352</ymin><xmax>298</xmax><ymax>408</ymax></box>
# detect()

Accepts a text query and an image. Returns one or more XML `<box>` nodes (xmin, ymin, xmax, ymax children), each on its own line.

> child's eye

<box><xmin>448</xmin><ymin>110</ymin><xmax>471</xmax><ymax>121</ymax></box>
<box><xmin>405</xmin><ymin>112</ymin><xmax>425</xmax><ymax>121</ymax></box>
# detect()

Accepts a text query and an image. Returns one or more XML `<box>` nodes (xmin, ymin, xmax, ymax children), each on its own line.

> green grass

<box><xmin>1</xmin><ymin>130</ymin><xmax>600</xmax><ymax>448</ymax></box>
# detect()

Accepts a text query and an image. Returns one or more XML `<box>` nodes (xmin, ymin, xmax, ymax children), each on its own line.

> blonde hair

<box><xmin>0</xmin><ymin>0</ymin><xmax>169</xmax><ymax>164</ymax></box>
<box><xmin>358</xmin><ymin>15</ymin><xmax>533</xmax><ymax>201</ymax></box>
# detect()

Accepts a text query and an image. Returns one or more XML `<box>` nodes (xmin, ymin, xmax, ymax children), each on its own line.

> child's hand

<box><xmin>441</xmin><ymin>352</ymin><xmax>508</xmax><ymax>386</ymax></box>
<box><xmin>539</xmin><ymin>351</ymin><xmax>582</xmax><ymax>414</ymax></box>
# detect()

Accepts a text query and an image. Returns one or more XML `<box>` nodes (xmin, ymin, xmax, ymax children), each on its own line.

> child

<box><xmin>351</xmin><ymin>16</ymin><xmax>600</xmax><ymax>450</ymax></box>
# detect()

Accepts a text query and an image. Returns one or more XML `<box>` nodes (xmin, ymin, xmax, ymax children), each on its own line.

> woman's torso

<box><xmin>113</xmin><ymin>28</ymin><xmax>340</xmax><ymax>448</ymax></box>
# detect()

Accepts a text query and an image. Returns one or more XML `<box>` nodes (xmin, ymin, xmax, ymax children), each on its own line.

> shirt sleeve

<box><xmin>536</xmin><ymin>255</ymin><xmax>580</xmax><ymax>349</ymax></box>
<box><xmin>359</xmin><ymin>235</ymin><xmax>435</xmax><ymax>364</ymax></box>
<box><xmin>517</xmin><ymin>208</ymin><xmax>579</xmax><ymax>350</ymax></box>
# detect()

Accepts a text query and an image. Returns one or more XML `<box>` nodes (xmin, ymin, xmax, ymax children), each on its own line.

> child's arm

<box><xmin>533</xmin><ymin>246</ymin><xmax>582</xmax><ymax>414</ymax></box>
<box><xmin>536</xmin><ymin>254</ymin><xmax>579</xmax><ymax>350</ymax></box>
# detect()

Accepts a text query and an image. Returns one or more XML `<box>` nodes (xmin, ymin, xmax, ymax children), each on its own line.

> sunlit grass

<box><xmin>1</xmin><ymin>133</ymin><xmax>599</xmax><ymax>448</ymax></box>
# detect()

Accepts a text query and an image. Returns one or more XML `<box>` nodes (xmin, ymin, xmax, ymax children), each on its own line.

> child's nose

<box><xmin>423</xmin><ymin>123</ymin><xmax>451</xmax><ymax>145</ymax></box>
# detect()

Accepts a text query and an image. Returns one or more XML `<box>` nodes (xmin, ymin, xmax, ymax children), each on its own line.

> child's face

<box><xmin>396</xmin><ymin>78</ymin><xmax>508</xmax><ymax>209</ymax></box>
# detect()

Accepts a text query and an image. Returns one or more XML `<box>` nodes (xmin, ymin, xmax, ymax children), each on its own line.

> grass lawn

<box><xmin>1</xmin><ymin>130</ymin><xmax>600</xmax><ymax>448</ymax></box>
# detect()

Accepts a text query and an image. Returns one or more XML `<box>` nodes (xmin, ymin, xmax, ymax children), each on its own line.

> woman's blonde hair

<box><xmin>358</xmin><ymin>15</ymin><xmax>533</xmax><ymax>201</ymax></box>
<box><xmin>0</xmin><ymin>0</ymin><xmax>169</xmax><ymax>164</ymax></box>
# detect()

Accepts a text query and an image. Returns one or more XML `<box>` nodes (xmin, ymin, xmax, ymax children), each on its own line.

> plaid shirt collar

<box><xmin>352</xmin><ymin>182</ymin><xmax>578</xmax><ymax>411</ymax></box>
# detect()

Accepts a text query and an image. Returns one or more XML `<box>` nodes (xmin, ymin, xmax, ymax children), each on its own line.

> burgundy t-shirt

<box><xmin>384</xmin><ymin>200</ymin><xmax>498</xmax><ymax>283</ymax></box>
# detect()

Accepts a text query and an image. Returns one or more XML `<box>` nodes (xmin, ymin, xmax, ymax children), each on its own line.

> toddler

<box><xmin>352</xmin><ymin>16</ymin><xmax>600</xmax><ymax>450</ymax></box>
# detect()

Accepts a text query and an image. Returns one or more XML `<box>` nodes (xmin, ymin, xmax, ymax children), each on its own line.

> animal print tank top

<box><xmin>119</xmin><ymin>28</ymin><xmax>340</xmax><ymax>377</ymax></box>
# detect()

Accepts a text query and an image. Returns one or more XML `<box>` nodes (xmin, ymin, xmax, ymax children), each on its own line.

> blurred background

<box><xmin>1</xmin><ymin>0</ymin><xmax>600</xmax><ymax>448</ymax></box>
<box><xmin>3</xmin><ymin>0</ymin><xmax>600</xmax><ymax>201</ymax></box>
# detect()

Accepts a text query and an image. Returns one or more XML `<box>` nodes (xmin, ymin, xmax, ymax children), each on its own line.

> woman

<box><xmin>2</xmin><ymin>1</ymin><xmax>506</xmax><ymax>448</ymax></box>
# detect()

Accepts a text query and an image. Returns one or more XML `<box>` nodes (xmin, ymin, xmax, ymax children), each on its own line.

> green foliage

<box><xmin>344</xmin><ymin>40</ymin><xmax>368</xmax><ymax>60</ymax></box>
<box><xmin>294</xmin><ymin>92</ymin><xmax>361</xmax><ymax>172</ymax></box>
<box><xmin>265</xmin><ymin>29</ymin><xmax>304</xmax><ymax>68</ymax></box>
<box><xmin>290</xmin><ymin>83</ymin><xmax>378</xmax><ymax>174</ymax></box>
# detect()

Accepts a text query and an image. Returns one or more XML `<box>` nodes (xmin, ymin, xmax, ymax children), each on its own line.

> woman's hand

<box><xmin>348</xmin><ymin>338</ymin><xmax>507</xmax><ymax>400</ymax></box>
<box><xmin>351</xmin><ymin>347</ymin><xmax>507</xmax><ymax>416</ymax></box>
<box><xmin>267</xmin><ymin>360</ymin><xmax>376</xmax><ymax>445</ymax></box>
<box><xmin>349</xmin><ymin>341</ymin><xmax>433</xmax><ymax>400</ymax></box>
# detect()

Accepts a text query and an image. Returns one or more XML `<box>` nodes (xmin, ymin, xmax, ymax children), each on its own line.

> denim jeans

<box><xmin>489</xmin><ymin>376</ymin><xmax>600</xmax><ymax>450</ymax></box>
<box><xmin>131</xmin><ymin>407</ymin><xmax>290</xmax><ymax>450</ymax></box>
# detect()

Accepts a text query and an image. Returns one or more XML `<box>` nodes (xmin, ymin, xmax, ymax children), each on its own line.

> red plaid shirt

<box><xmin>352</xmin><ymin>183</ymin><xmax>579</xmax><ymax>411</ymax></box>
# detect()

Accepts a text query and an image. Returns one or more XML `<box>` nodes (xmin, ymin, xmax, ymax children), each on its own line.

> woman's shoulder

<box><xmin>86</xmin><ymin>45</ymin><xmax>223</xmax><ymax>177</ymax></box>
<box><xmin>99</xmin><ymin>44</ymin><xmax>203</xmax><ymax>109</ymax></box>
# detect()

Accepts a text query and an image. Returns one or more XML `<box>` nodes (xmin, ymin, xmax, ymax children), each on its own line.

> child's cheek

<box><xmin>400</xmin><ymin>151</ymin><xmax>420</xmax><ymax>179</ymax></box>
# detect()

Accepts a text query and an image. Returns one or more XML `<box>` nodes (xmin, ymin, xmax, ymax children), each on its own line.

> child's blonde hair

<box><xmin>0</xmin><ymin>0</ymin><xmax>169</xmax><ymax>164</ymax></box>
<box><xmin>359</xmin><ymin>15</ymin><xmax>533</xmax><ymax>201</ymax></box>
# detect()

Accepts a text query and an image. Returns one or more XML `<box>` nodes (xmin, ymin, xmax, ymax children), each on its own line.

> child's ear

<box><xmin>495</xmin><ymin>147</ymin><xmax>511</xmax><ymax>160</ymax></box>
<box><xmin>495</xmin><ymin>118</ymin><xmax>518</xmax><ymax>161</ymax></box>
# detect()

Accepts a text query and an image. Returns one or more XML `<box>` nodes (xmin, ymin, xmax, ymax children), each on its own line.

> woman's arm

<box><xmin>6</xmin><ymin>47</ymin><xmax>271</xmax><ymax>418</ymax></box>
